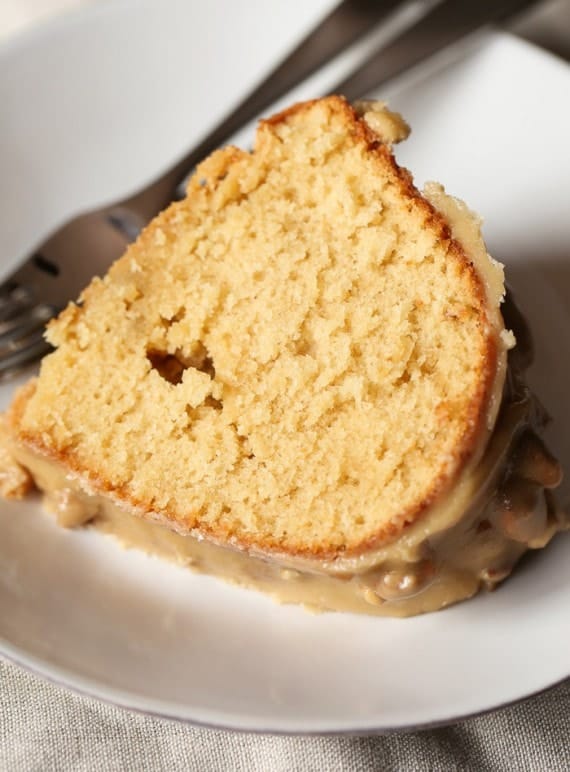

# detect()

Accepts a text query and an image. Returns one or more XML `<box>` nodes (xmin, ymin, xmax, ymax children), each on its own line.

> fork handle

<box><xmin>334</xmin><ymin>0</ymin><xmax>541</xmax><ymax>99</ymax></box>
<box><xmin>111</xmin><ymin>0</ymin><xmax>402</xmax><ymax>227</ymax></box>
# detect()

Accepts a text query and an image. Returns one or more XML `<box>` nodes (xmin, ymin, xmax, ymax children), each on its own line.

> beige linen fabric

<box><xmin>1</xmin><ymin>660</ymin><xmax>569</xmax><ymax>772</ymax></box>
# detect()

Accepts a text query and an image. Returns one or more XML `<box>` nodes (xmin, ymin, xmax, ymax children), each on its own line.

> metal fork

<box><xmin>0</xmin><ymin>0</ymin><xmax>539</xmax><ymax>380</ymax></box>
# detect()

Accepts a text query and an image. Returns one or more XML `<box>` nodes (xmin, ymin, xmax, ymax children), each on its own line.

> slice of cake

<box><xmin>1</xmin><ymin>97</ymin><xmax>566</xmax><ymax>616</ymax></box>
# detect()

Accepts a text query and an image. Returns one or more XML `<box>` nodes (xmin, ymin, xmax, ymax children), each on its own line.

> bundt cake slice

<box><xmin>1</xmin><ymin>97</ymin><xmax>565</xmax><ymax>615</ymax></box>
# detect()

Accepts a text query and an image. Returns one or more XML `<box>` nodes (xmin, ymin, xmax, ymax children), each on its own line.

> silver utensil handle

<box><xmin>116</xmin><ymin>0</ymin><xmax>540</xmax><ymax>230</ymax></box>
<box><xmin>119</xmin><ymin>0</ymin><xmax>403</xmax><ymax>224</ymax></box>
<box><xmin>336</xmin><ymin>0</ymin><xmax>541</xmax><ymax>98</ymax></box>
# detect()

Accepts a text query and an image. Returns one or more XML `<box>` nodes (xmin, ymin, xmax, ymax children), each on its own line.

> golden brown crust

<box><xmin>6</xmin><ymin>96</ymin><xmax>504</xmax><ymax>561</ymax></box>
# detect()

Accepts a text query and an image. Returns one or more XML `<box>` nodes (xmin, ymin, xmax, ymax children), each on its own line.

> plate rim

<box><xmin>2</xmin><ymin>635</ymin><xmax>568</xmax><ymax>734</ymax></box>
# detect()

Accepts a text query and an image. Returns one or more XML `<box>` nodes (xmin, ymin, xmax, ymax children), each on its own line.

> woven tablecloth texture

<box><xmin>0</xmin><ymin>660</ymin><xmax>568</xmax><ymax>771</ymax></box>
<box><xmin>1</xmin><ymin>2</ymin><xmax>569</xmax><ymax>770</ymax></box>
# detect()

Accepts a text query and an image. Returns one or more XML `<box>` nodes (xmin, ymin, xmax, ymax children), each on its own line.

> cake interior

<box><xmin>11</xmin><ymin>98</ymin><xmax>503</xmax><ymax>557</ymax></box>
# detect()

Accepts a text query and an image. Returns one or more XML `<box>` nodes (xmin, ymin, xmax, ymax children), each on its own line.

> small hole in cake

<box><xmin>476</xmin><ymin>519</ymin><xmax>492</xmax><ymax>534</ymax></box>
<box><xmin>394</xmin><ymin>370</ymin><xmax>411</xmax><ymax>386</ymax></box>
<box><xmin>159</xmin><ymin>308</ymin><xmax>185</xmax><ymax>327</ymax></box>
<box><xmin>186</xmin><ymin>341</ymin><xmax>216</xmax><ymax>379</ymax></box>
<box><xmin>204</xmin><ymin>395</ymin><xmax>222</xmax><ymax>411</ymax></box>
<box><xmin>233</xmin><ymin>426</ymin><xmax>255</xmax><ymax>459</ymax></box>
<box><xmin>146</xmin><ymin>350</ymin><xmax>186</xmax><ymax>385</ymax></box>
<box><xmin>147</xmin><ymin>341</ymin><xmax>216</xmax><ymax>386</ymax></box>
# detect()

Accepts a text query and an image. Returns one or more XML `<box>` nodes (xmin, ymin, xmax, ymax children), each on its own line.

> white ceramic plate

<box><xmin>0</xmin><ymin>0</ymin><xmax>569</xmax><ymax>734</ymax></box>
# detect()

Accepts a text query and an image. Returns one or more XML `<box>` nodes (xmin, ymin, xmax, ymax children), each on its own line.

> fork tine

<box><xmin>0</xmin><ymin>333</ymin><xmax>52</xmax><ymax>380</ymax></box>
<box><xmin>0</xmin><ymin>303</ymin><xmax>57</xmax><ymax>336</ymax></box>
<box><xmin>0</xmin><ymin>314</ymin><xmax>52</xmax><ymax>348</ymax></box>
<box><xmin>0</xmin><ymin>287</ymin><xmax>34</xmax><ymax>323</ymax></box>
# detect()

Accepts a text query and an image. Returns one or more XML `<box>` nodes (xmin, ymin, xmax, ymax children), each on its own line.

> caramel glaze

<box><xmin>0</xmin><ymin>294</ymin><xmax>567</xmax><ymax>617</ymax></box>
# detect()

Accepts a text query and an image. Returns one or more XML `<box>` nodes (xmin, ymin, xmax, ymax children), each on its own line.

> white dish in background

<box><xmin>0</xmin><ymin>0</ymin><xmax>569</xmax><ymax>734</ymax></box>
